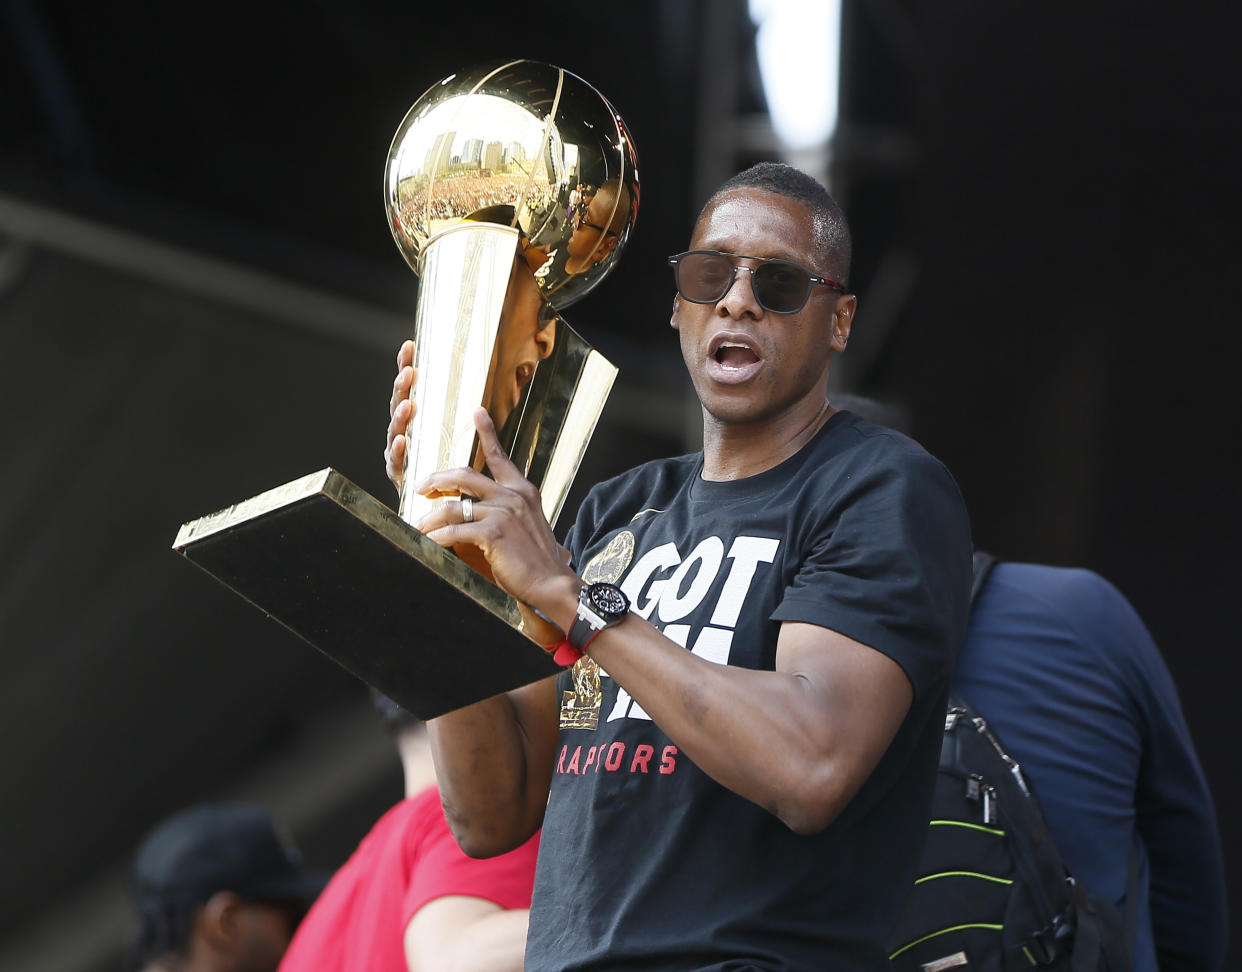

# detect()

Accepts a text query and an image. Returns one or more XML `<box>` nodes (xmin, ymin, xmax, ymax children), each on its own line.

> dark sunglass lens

<box><xmin>679</xmin><ymin>253</ymin><xmax>734</xmax><ymax>301</ymax></box>
<box><xmin>753</xmin><ymin>261</ymin><xmax>810</xmax><ymax>312</ymax></box>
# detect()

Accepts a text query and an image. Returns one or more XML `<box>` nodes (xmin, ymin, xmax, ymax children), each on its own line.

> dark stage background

<box><xmin>2</xmin><ymin>2</ymin><xmax>1238</xmax><ymax>969</ymax></box>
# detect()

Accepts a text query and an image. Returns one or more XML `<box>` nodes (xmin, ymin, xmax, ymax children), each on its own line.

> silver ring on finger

<box><xmin>461</xmin><ymin>496</ymin><xmax>474</xmax><ymax>523</ymax></box>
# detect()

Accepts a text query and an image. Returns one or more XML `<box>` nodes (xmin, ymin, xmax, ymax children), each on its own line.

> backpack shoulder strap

<box><xmin>948</xmin><ymin>553</ymin><xmax>1000</xmax><ymax>714</ymax></box>
<box><xmin>971</xmin><ymin>550</ymin><xmax>999</xmax><ymax>605</ymax></box>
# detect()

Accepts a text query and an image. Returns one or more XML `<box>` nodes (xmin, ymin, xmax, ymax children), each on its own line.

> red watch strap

<box><xmin>547</xmin><ymin>619</ymin><xmax>607</xmax><ymax>667</ymax></box>
<box><xmin>547</xmin><ymin>639</ymin><xmax>582</xmax><ymax>667</ymax></box>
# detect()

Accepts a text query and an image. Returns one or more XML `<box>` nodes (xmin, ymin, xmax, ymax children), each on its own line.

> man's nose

<box><xmin>717</xmin><ymin>265</ymin><xmax>762</xmax><ymax>317</ymax></box>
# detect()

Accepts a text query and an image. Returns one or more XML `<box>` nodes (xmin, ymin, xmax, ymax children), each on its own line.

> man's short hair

<box><xmin>705</xmin><ymin>162</ymin><xmax>852</xmax><ymax>288</ymax></box>
<box><xmin>127</xmin><ymin>803</ymin><xmax>325</xmax><ymax>968</ymax></box>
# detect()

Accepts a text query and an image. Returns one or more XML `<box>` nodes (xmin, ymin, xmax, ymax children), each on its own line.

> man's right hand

<box><xmin>385</xmin><ymin>339</ymin><xmax>417</xmax><ymax>497</ymax></box>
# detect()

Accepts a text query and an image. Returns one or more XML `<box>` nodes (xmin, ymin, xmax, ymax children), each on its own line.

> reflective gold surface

<box><xmin>395</xmin><ymin>226</ymin><xmax>618</xmax><ymax>528</ymax></box>
<box><xmin>505</xmin><ymin>328</ymin><xmax>616</xmax><ymax>528</ymax></box>
<box><xmin>390</xmin><ymin>61</ymin><xmax>632</xmax><ymax>530</ymax></box>
<box><xmin>397</xmin><ymin>222</ymin><xmax>519</xmax><ymax>523</ymax></box>
<box><xmin>385</xmin><ymin>59</ymin><xmax>639</xmax><ymax>310</ymax></box>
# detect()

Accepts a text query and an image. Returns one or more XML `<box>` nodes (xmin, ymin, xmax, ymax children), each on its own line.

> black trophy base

<box><xmin>172</xmin><ymin>469</ymin><xmax>560</xmax><ymax>719</ymax></box>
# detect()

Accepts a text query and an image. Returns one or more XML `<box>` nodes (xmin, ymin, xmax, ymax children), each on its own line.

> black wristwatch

<box><xmin>567</xmin><ymin>582</ymin><xmax>631</xmax><ymax>653</ymax></box>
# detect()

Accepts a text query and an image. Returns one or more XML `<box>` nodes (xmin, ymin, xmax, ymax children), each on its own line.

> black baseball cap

<box><xmin>132</xmin><ymin>803</ymin><xmax>328</xmax><ymax>910</ymax></box>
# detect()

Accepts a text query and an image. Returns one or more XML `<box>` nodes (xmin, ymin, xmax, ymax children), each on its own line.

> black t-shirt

<box><xmin>525</xmin><ymin>410</ymin><xmax>974</xmax><ymax>971</ymax></box>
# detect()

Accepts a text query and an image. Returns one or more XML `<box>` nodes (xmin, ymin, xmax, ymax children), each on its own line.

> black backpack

<box><xmin>887</xmin><ymin>553</ymin><xmax>1135</xmax><ymax>972</ymax></box>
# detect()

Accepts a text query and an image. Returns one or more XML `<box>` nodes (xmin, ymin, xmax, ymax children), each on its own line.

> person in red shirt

<box><xmin>277</xmin><ymin>692</ymin><xmax>539</xmax><ymax>972</ymax></box>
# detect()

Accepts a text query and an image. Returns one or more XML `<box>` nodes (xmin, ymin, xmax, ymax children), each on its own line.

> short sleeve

<box><xmin>402</xmin><ymin>793</ymin><xmax>541</xmax><ymax>926</ymax></box>
<box><xmin>772</xmin><ymin>447</ymin><xmax>973</xmax><ymax>697</ymax></box>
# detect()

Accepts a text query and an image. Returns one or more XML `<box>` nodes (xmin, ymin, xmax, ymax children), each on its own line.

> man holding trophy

<box><xmin>174</xmin><ymin>59</ymin><xmax>971</xmax><ymax>968</ymax></box>
<box><xmin>381</xmin><ymin>62</ymin><xmax>973</xmax><ymax>972</ymax></box>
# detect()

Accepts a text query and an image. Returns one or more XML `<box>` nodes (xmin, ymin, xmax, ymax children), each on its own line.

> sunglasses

<box><xmin>574</xmin><ymin>209</ymin><xmax>619</xmax><ymax>237</ymax></box>
<box><xmin>668</xmin><ymin>250</ymin><xmax>845</xmax><ymax>314</ymax></box>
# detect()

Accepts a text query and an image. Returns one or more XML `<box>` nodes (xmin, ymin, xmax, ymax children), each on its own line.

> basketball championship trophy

<box><xmin>172</xmin><ymin>61</ymin><xmax>639</xmax><ymax>718</ymax></box>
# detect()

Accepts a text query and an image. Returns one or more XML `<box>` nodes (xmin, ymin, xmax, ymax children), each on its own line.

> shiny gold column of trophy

<box><xmin>172</xmin><ymin>61</ymin><xmax>638</xmax><ymax>718</ymax></box>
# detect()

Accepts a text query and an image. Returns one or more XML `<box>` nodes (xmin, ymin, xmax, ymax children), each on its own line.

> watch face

<box><xmin>589</xmin><ymin>583</ymin><xmax>629</xmax><ymax>618</ymax></box>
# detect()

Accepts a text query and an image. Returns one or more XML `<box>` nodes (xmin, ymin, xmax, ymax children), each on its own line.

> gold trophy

<box><xmin>172</xmin><ymin>61</ymin><xmax>639</xmax><ymax>718</ymax></box>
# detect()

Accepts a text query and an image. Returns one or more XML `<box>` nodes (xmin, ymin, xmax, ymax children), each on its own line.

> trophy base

<box><xmin>172</xmin><ymin>469</ymin><xmax>560</xmax><ymax>719</ymax></box>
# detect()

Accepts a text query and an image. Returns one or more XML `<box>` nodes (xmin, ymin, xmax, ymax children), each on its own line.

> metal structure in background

<box><xmin>682</xmin><ymin>0</ymin><xmax>924</xmax><ymax>395</ymax></box>
<box><xmin>827</xmin><ymin>0</ymin><xmax>921</xmax><ymax>391</ymax></box>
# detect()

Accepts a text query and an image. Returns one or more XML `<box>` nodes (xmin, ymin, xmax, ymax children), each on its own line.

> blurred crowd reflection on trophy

<box><xmin>172</xmin><ymin>61</ymin><xmax>639</xmax><ymax>718</ymax></box>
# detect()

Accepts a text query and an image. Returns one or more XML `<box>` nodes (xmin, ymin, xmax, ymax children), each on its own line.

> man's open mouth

<box><xmin>715</xmin><ymin>342</ymin><xmax>761</xmax><ymax>369</ymax></box>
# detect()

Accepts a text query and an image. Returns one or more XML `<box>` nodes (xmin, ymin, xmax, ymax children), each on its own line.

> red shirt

<box><xmin>278</xmin><ymin>786</ymin><xmax>540</xmax><ymax>972</ymax></box>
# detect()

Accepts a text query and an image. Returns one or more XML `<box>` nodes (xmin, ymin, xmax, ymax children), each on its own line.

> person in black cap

<box><xmin>127</xmin><ymin>802</ymin><xmax>327</xmax><ymax>972</ymax></box>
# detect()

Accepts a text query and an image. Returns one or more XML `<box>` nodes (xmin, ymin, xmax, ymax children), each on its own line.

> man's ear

<box><xmin>535</xmin><ymin>317</ymin><xmax>557</xmax><ymax>360</ymax></box>
<box><xmin>198</xmin><ymin>890</ymin><xmax>246</xmax><ymax>951</ymax></box>
<box><xmin>591</xmin><ymin>233</ymin><xmax>620</xmax><ymax>267</ymax></box>
<box><xmin>830</xmin><ymin>295</ymin><xmax>856</xmax><ymax>351</ymax></box>
<box><xmin>670</xmin><ymin>294</ymin><xmax>681</xmax><ymax>330</ymax></box>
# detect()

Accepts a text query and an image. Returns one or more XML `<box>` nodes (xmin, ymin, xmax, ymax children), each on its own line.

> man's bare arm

<box><xmin>425</xmin><ymin>678</ymin><xmax>559</xmax><ymax>856</ymax></box>
<box><xmin>404</xmin><ymin>897</ymin><xmax>528</xmax><ymax>972</ymax></box>
<box><xmin>585</xmin><ymin>617</ymin><xmax>912</xmax><ymax>834</ymax></box>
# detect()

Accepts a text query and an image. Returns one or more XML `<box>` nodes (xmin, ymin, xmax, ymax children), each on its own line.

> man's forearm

<box><xmin>585</xmin><ymin>615</ymin><xmax>911</xmax><ymax>835</ymax></box>
<box><xmin>427</xmin><ymin>676</ymin><xmax>557</xmax><ymax>856</ymax></box>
